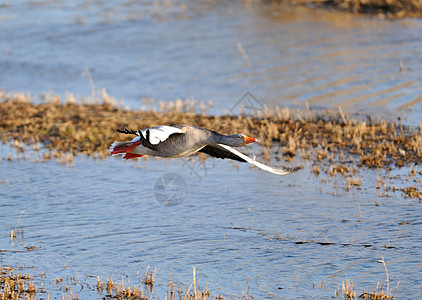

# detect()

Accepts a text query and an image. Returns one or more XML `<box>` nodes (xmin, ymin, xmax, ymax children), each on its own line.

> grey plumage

<box><xmin>110</xmin><ymin>124</ymin><xmax>301</xmax><ymax>176</ymax></box>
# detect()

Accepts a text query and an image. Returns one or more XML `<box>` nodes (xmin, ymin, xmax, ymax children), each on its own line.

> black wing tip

<box><xmin>117</xmin><ymin>128</ymin><xmax>139</xmax><ymax>135</ymax></box>
<box><xmin>282</xmin><ymin>165</ymin><xmax>304</xmax><ymax>174</ymax></box>
<box><xmin>292</xmin><ymin>166</ymin><xmax>304</xmax><ymax>172</ymax></box>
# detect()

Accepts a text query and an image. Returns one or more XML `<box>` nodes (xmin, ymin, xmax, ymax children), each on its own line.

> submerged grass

<box><xmin>1</xmin><ymin>90</ymin><xmax>421</xmax><ymax>168</ymax></box>
<box><xmin>1</xmin><ymin>265</ymin><xmax>247</xmax><ymax>300</ymax></box>
<box><xmin>0</xmin><ymin>266</ymin><xmax>37</xmax><ymax>300</ymax></box>
<box><xmin>1</xmin><ymin>90</ymin><xmax>413</xmax><ymax>298</ymax></box>
<box><xmin>270</xmin><ymin>0</ymin><xmax>422</xmax><ymax>18</ymax></box>
<box><xmin>1</xmin><ymin>90</ymin><xmax>422</xmax><ymax>198</ymax></box>
<box><xmin>1</xmin><ymin>262</ymin><xmax>400</xmax><ymax>299</ymax></box>
<box><xmin>335</xmin><ymin>257</ymin><xmax>399</xmax><ymax>300</ymax></box>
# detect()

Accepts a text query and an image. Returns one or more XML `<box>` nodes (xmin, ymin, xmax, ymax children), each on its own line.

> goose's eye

<box><xmin>238</xmin><ymin>135</ymin><xmax>242</xmax><ymax>139</ymax></box>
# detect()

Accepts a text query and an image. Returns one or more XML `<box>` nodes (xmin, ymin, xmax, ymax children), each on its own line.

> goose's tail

<box><xmin>109</xmin><ymin>140</ymin><xmax>142</xmax><ymax>159</ymax></box>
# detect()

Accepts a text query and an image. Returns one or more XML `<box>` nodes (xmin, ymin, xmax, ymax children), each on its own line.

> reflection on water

<box><xmin>1</xmin><ymin>1</ymin><xmax>422</xmax><ymax>123</ymax></box>
<box><xmin>0</xmin><ymin>146</ymin><xmax>421</xmax><ymax>298</ymax></box>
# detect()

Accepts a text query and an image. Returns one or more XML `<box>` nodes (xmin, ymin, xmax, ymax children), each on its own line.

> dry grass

<box><xmin>343</xmin><ymin>277</ymin><xmax>356</xmax><ymax>299</ymax></box>
<box><xmin>1</xmin><ymin>265</ymin><xmax>246</xmax><ymax>300</ymax></box>
<box><xmin>328</xmin><ymin>0</ymin><xmax>422</xmax><ymax>18</ymax></box>
<box><xmin>10</xmin><ymin>211</ymin><xmax>25</xmax><ymax>245</ymax></box>
<box><xmin>1</xmin><ymin>261</ymin><xmax>403</xmax><ymax>299</ymax></box>
<box><xmin>1</xmin><ymin>91</ymin><xmax>421</xmax><ymax>172</ymax></box>
<box><xmin>95</xmin><ymin>266</ymin><xmax>157</xmax><ymax>299</ymax></box>
<box><xmin>401</xmin><ymin>185</ymin><xmax>422</xmax><ymax>200</ymax></box>
<box><xmin>97</xmin><ymin>267</ymin><xmax>220</xmax><ymax>300</ymax></box>
<box><xmin>1</xmin><ymin>90</ymin><xmax>422</xmax><ymax>198</ymax></box>
<box><xmin>272</xmin><ymin>0</ymin><xmax>422</xmax><ymax>18</ymax></box>
<box><xmin>335</xmin><ymin>257</ymin><xmax>399</xmax><ymax>299</ymax></box>
<box><xmin>0</xmin><ymin>266</ymin><xmax>37</xmax><ymax>300</ymax></box>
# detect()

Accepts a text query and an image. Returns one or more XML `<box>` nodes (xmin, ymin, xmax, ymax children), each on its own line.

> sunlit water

<box><xmin>1</xmin><ymin>1</ymin><xmax>422</xmax><ymax>123</ymax></box>
<box><xmin>1</xmin><ymin>0</ymin><xmax>422</xmax><ymax>298</ymax></box>
<box><xmin>0</xmin><ymin>144</ymin><xmax>421</xmax><ymax>298</ymax></box>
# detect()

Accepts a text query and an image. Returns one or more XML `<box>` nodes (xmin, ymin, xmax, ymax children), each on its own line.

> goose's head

<box><xmin>224</xmin><ymin>134</ymin><xmax>257</xmax><ymax>147</ymax></box>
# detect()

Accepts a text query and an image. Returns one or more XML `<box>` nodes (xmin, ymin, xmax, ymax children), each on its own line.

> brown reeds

<box><xmin>0</xmin><ymin>266</ymin><xmax>37</xmax><ymax>300</ymax></box>
<box><xmin>335</xmin><ymin>257</ymin><xmax>399</xmax><ymax>300</ymax></box>
<box><xmin>270</xmin><ymin>0</ymin><xmax>422</xmax><ymax>18</ymax></box>
<box><xmin>10</xmin><ymin>210</ymin><xmax>25</xmax><ymax>244</ymax></box>
<box><xmin>342</xmin><ymin>277</ymin><xmax>356</xmax><ymax>299</ymax></box>
<box><xmin>1</xmin><ymin>90</ymin><xmax>421</xmax><ymax>184</ymax></box>
<box><xmin>329</xmin><ymin>0</ymin><xmax>422</xmax><ymax>18</ymax></box>
<box><xmin>1</xmin><ymin>260</ymin><xmax>403</xmax><ymax>299</ymax></box>
<box><xmin>94</xmin><ymin>266</ymin><xmax>231</xmax><ymax>299</ymax></box>
<box><xmin>359</xmin><ymin>257</ymin><xmax>398</xmax><ymax>300</ymax></box>
<box><xmin>401</xmin><ymin>185</ymin><xmax>422</xmax><ymax>200</ymax></box>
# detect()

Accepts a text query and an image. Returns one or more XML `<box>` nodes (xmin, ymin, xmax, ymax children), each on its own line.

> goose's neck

<box><xmin>210</xmin><ymin>131</ymin><xmax>234</xmax><ymax>145</ymax></box>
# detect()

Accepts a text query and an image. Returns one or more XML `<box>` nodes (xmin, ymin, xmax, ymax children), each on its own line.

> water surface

<box><xmin>1</xmin><ymin>145</ymin><xmax>421</xmax><ymax>298</ymax></box>
<box><xmin>1</xmin><ymin>1</ymin><xmax>422</xmax><ymax>298</ymax></box>
<box><xmin>1</xmin><ymin>0</ymin><xmax>422</xmax><ymax>122</ymax></box>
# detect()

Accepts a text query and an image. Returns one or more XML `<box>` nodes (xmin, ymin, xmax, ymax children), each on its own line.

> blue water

<box><xmin>1</xmin><ymin>1</ymin><xmax>422</xmax><ymax>122</ymax></box>
<box><xmin>1</xmin><ymin>0</ymin><xmax>422</xmax><ymax>298</ymax></box>
<box><xmin>0</xmin><ymin>144</ymin><xmax>421</xmax><ymax>298</ymax></box>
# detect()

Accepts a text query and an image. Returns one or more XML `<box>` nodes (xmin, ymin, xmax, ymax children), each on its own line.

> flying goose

<box><xmin>109</xmin><ymin>125</ymin><xmax>301</xmax><ymax>175</ymax></box>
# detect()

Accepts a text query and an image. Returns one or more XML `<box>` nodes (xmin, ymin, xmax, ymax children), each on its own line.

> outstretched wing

<box><xmin>216</xmin><ymin>144</ymin><xmax>302</xmax><ymax>176</ymax></box>
<box><xmin>118</xmin><ymin>126</ymin><xmax>184</xmax><ymax>150</ymax></box>
<box><xmin>198</xmin><ymin>145</ymin><xmax>247</xmax><ymax>163</ymax></box>
<box><xmin>139</xmin><ymin>126</ymin><xmax>183</xmax><ymax>145</ymax></box>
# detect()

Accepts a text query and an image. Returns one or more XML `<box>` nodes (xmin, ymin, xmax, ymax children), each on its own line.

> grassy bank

<box><xmin>1</xmin><ymin>90</ymin><xmax>422</xmax><ymax>198</ymax></box>
<box><xmin>1</xmin><ymin>91</ymin><xmax>421</xmax><ymax>168</ymax></box>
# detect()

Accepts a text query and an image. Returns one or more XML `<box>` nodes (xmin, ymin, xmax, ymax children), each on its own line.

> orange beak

<box><xmin>244</xmin><ymin>136</ymin><xmax>257</xmax><ymax>144</ymax></box>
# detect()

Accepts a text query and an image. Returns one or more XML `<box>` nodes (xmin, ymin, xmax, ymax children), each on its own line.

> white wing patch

<box><xmin>218</xmin><ymin>144</ymin><xmax>301</xmax><ymax>176</ymax></box>
<box><xmin>139</xmin><ymin>126</ymin><xmax>183</xmax><ymax>145</ymax></box>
